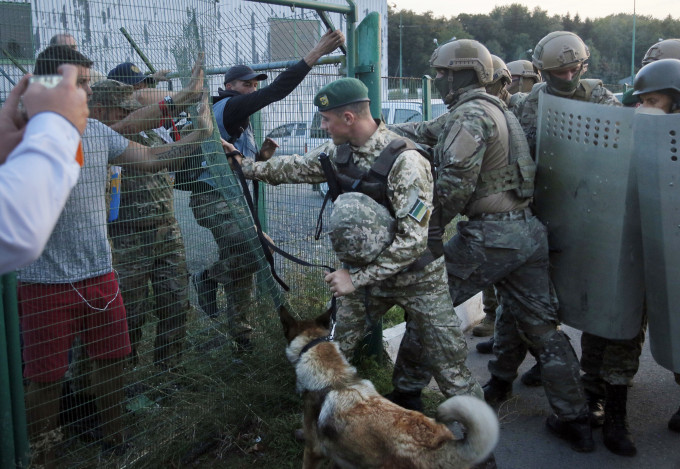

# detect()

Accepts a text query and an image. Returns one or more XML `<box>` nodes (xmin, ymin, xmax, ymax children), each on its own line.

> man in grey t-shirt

<box><xmin>17</xmin><ymin>45</ymin><xmax>211</xmax><ymax>461</ymax></box>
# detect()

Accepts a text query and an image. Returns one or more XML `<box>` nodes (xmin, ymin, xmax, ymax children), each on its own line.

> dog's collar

<box><xmin>299</xmin><ymin>336</ymin><xmax>331</xmax><ymax>357</ymax></box>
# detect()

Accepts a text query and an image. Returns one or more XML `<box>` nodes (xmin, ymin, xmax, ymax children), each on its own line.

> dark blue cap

<box><xmin>107</xmin><ymin>62</ymin><xmax>151</xmax><ymax>86</ymax></box>
<box><xmin>223</xmin><ymin>64</ymin><xmax>267</xmax><ymax>84</ymax></box>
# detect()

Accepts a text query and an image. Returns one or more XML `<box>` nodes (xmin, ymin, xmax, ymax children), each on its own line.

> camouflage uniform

<box><xmin>392</xmin><ymin>88</ymin><xmax>589</xmax><ymax>420</ymax></box>
<box><xmin>188</xmin><ymin>189</ymin><xmax>255</xmax><ymax>340</ymax></box>
<box><xmin>241</xmin><ymin>122</ymin><xmax>482</xmax><ymax>399</ymax></box>
<box><xmin>108</xmin><ymin>129</ymin><xmax>189</xmax><ymax>367</ymax></box>
<box><xmin>514</xmin><ymin>81</ymin><xmax>629</xmax><ymax>395</ymax></box>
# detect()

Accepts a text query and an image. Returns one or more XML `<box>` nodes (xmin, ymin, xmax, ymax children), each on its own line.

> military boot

<box><xmin>476</xmin><ymin>337</ymin><xmax>494</xmax><ymax>354</ymax></box>
<box><xmin>669</xmin><ymin>406</ymin><xmax>680</xmax><ymax>433</ymax></box>
<box><xmin>586</xmin><ymin>389</ymin><xmax>605</xmax><ymax>427</ymax></box>
<box><xmin>546</xmin><ymin>414</ymin><xmax>595</xmax><ymax>452</ymax></box>
<box><xmin>482</xmin><ymin>376</ymin><xmax>512</xmax><ymax>407</ymax></box>
<box><xmin>192</xmin><ymin>270</ymin><xmax>218</xmax><ymax>318</ymax></box>
<box><xmin>472</xmin><ymin>314</ymin><xmax>495</xmax><ymax>337</ymax></box>
<box><xmin>384</xmin><ymin>389</ymin><xmax>424</xmax><ymax>412</ymax></box>
<box><xmin>520</xmin><ymin>363</ymin><xmax>542</xmax><ymax>387</ymax></box>
<box><xmin>602</xmin><ymin>384</ymin><xmax>637</xmax><ymax>456</ymax></box>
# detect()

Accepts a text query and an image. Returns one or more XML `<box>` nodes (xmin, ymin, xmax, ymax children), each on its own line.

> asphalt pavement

<box><xmin>387</xmin><ymin>322</ymin><xmax>680</xmax><ymax>469</ymax></box>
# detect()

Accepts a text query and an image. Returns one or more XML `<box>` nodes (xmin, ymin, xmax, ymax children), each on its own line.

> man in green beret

<box><xmin>229</xmin><ymin>77</ymin><xmax>482</xmax><ymax>407</ymax></box>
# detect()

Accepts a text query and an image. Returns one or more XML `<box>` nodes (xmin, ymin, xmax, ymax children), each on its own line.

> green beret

<box><xmin>314</xmin><ymin>78</ymin><xmax>370</xmax><ymax>111</ymax></box>
<box><xmin>621</xmin><ymin>88</ymin><xmax>640</xmax><ymax>107</ymax></box>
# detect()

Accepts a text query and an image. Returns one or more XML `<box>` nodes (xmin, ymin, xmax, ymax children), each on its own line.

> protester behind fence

<box><xmin>93</xmin><ymin>78</ymin><xmax>193</xmax><ymax>369</ymax></box>
<box><xmin>0</xmin><ymin>66</ymin><xmax>87</xmax><ymax>274</ymax></box>
<box><xmin>189</xmin><ymin>29</ymin><xmax>344</xmax><ymax>355</ymax></box>
<box><xmin>108</xmin><ymin>60</ymin><xmax>179</xmax><ymax>107</ymax></box>
<box><xmin>16</xmin><ymin>45</ymin><xmax>212</xmax><ymax>462</ymax></box>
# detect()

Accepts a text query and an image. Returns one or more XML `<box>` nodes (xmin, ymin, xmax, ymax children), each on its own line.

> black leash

<box><xmin>228</xmin><ymin>152</ymin><xmax>339</xmax><ymax>333</ymax></box>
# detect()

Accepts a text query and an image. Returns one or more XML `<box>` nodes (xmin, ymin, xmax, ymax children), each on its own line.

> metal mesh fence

<box><xmin>0</xmin><ymin>0</ymin><xmax>350</xmax><ymax>466</ymax></box>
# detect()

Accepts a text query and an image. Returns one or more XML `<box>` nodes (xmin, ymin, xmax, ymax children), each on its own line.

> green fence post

<box><xmin>251</xmin><ymin>110</ymin><xmax>268</xmax><ymax>232</ymax></box>
<box><xmin>422</xmin><ymin>75</ymin><xmax>433</xmax><ymax>121</ymax></box>
<box><xmin>352</xmin><ymin>11</ymin><xmax>384</xmax><ymax>361</ymax></box>
<box><xmin>1</xmin><ymin>272</ymin><xmax>29</xmax><ymax>468</ymax></box>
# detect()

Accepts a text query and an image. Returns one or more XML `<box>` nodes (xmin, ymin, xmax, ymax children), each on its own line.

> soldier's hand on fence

<box><xmin>151</xmin><ymin>69</ymin><xmax>172</xmax><ymax>83</ymax></box>
<box><xmin>304</xmin><ymin>30</ymin><xmax>345</xmax><ymax>66</ymax></box>
<box><xmin>24</xmin><ymin>64</ymin><xmax>89</xmax><ymax>135</ymax></box>
<box><xmin>0</xmin><ymin>74</ymin><xmax>30</xmax><ymax>164</ymax></box>
<box><xmin>257</xmin><ymin>137</ymin><xmax>278</xmax><ymax>161</ymax></box>
<box><xmin>193</xmin><ymin>92</ymin><xmax>213</xmax><ymax>136</ymax></box>
<box><xmin>324</xmin><ymin>269</ymin><xmax>355</xmax><ymax>297</ymax></box>
<box><xmin>222</xmin><ymin>138</ymin><xmax>242</xmax><ymax>167</ymax></box>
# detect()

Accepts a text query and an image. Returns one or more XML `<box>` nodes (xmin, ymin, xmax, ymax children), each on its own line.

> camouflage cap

<box><xmin>90</xmin><ymin>79</ymin><xmax>142</xmax><ymax>110</ymax></box>
<box><xmin>329</xmin><ymin>192</ymin><xmax>395</xmax><ymax>267</ymax></box>
<box><xmin>314</xmin><ymin>78</ymin><xmax>370</xmax><ymax>111</ymax></box>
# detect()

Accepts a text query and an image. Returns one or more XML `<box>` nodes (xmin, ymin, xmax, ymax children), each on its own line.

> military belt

<box><xmin>468</xmin><ymin>207</ymin><xmax>533</xmax><ymax>222</ymax></box>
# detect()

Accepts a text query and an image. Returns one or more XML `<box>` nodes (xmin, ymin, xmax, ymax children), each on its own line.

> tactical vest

<box><xmin>327</xmin><ymin>138</ymin><xmax>445</xmax><ymax>268</ymax></box>
<box><xmin>452</xmin><ymin>92</ymin><xmax>536</xmax><ymax>200</ymax></box>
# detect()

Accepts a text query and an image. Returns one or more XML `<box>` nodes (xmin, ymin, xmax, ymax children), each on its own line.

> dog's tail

<box><xmin>436</xmin><ymin>395</ymin><xmax>499</xmax><ymax>464</ymax></box>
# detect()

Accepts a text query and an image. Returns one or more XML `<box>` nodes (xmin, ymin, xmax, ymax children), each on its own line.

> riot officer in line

<box><xmin>476</xmin><ymin>55</ymin><xmax>543</xmax><ymax>389</ymax></box>
<box><xmin>506</xmin><ymin>59</ymin><xmax>542</xmax><ymax>95</ymax></box>
<box><xmin>390</xmin><ymin>38</ymin><xmax>596</xmax><ymax>453</ymax></box>
<box><xmin>632</xmin><ymin>55</ymin><xmax>680</xmax><ymax>435</ymax></box>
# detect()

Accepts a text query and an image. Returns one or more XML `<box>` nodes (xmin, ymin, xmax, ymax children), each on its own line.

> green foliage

<box><xmin>389</xmin><ymin>4</ymin><xmax>680</xmax><ymax>84</ymax></box>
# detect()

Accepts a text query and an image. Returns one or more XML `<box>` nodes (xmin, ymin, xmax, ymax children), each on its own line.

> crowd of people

<box><xmin>0</xmin><ymin>25</ymin><xmax>678</xmax><ymax>468</ymax></box>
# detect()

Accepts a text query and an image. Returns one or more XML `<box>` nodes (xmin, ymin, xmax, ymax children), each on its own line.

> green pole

<box><xmin>631</xmin><ymin>0</ymin><xmax>636</xmax><ymax>83</ymax></box>
<box><xmin>422</xmin><ymin>75</ymin><xmax>432</xmax><ymax>121</ymax></box>
<box><xmin>1</xmin><ymin>48</ymin><xmax>28</xmax><ymax>74</ymax></box>
<box><xmin>1</xmin><ymin>273</ymin><xmax>29</xmax><ymax>468</ymax></box>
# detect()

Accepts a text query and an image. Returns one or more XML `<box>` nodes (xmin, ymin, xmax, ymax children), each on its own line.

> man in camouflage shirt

<box><xmin>390</xmin><ymin>39</ymin><xmax>595</xmax><ymax>453</ymax></box>
<box><xmin>91</xmin><ymin>79</ymin><xmax>191</xmax><ymax>369</ymax></box>
<box><xmin>231</xmin><ymin>77</ymin><xmax>482</xmax><ymax>405</ymax></box>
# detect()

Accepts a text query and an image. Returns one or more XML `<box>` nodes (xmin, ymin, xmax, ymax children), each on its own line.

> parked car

<box><xmin>265</xmin><ymin>121</ymin><xmax>307</xmax><ymax>156</ymax></box>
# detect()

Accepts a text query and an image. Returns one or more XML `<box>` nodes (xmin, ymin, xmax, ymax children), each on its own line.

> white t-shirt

<box><xmin>18</xmin><ymin>118</ymin><xmax>128</xmax><ymax>283</ymax></box>
<box><xmin>0</xmin><ymin>112</ymin><xmax>81</xmax><ymax>274</ymax></box>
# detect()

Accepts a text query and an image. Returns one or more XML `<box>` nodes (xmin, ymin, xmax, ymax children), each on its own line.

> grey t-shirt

<box><xmin>19</xmin><ymin>119</ymin><xmax>128</xmax><ymax>283</ymax></box>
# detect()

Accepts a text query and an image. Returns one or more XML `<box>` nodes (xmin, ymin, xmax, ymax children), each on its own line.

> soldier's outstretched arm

<box><xmin>390</xmin><ymin>112</ymin><xmax>447</xmax><ymax>146</ymax></box>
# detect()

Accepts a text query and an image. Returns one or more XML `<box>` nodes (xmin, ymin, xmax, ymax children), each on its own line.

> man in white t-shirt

<box><xmin>16</xmin><ymin>45</ymin><xmax>211</xmax><ymax>462</ymax></box>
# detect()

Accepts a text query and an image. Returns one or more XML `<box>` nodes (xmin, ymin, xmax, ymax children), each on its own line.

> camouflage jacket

<box><xmin>112</xmin><ymin>129</ymin><xmax>175</xmax><ymax>228</ymax></box>
<box><xmin>391</xmin><ymin>88</ymin><xmax>528</xmax><ymax>225</ymax></box>
<box><xmin>240</xmin><ymin>122</ymin><xmax>433</xmax><ymax>288</ymax></box>
<box><xmin>513</xmin><ymin>80</ymin><xmax>621</xmax><ymax>153</ymax></box>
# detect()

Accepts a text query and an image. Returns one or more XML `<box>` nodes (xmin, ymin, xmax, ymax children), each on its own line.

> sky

<box><xmin>391</xmin><ymin>0</ymin><xmax>679</xmax><ymax>21</ymax></box>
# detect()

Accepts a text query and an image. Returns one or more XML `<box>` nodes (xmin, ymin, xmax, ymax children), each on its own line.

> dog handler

<box><xmin>229</xmin><ymin>78</ymin><xmax>483</xmax><ymax>405</ymax></box>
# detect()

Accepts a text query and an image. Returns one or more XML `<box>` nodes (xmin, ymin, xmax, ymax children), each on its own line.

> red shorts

<box><xmin>19</xmin><ymin>271</ymin><xmax>131</xmax><ymax>383</ymax></box>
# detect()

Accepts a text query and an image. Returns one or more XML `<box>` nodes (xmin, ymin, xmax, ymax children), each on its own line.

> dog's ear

<box><xmin>315</xmin><ymin>307</ymin><xmax>333</xmax><ymax>330</ymax></box>
<box><xmin>278</xmin><ymin>305</ymin><xmax>298</xmax><ymax>342</ymax></box>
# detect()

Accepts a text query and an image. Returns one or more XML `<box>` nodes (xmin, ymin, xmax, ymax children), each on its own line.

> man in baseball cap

<box><xmin>107</xmin><ymin>62</ymin><xmax>154</xmax><ymax>88</ymax></box>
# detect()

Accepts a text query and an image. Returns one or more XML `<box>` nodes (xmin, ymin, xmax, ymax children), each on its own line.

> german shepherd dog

<box><xmin>279</xmin><ymin>305</ymin><xmax>499</xmax><ymax>469</ymax></box>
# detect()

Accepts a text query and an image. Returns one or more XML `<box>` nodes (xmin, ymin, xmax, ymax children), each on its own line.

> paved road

<box><xmin>386</xmin><ymin>324</ymin><xmax>680</xmax><ymax>469</ymax></box>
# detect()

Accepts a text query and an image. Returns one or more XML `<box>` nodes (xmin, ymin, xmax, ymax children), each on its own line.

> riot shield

<box><xmin>635</xmin><ymin>110</ymin><xmax>680</xmax><ymax>373</ymax></box>
<box><xmin>534</xmin><ymin>93</ymin><xmax>644</xmax><ymax>339</ymax></box>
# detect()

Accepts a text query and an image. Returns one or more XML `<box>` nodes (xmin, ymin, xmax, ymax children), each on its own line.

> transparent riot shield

<box><xmin>635</xmin><ymin>110</ymin><xmax>680</xmax><ymax>373</ymax></box>
<box><xmin>533</xmin><ymin>93</ymin><xmax>644</xmax><ymax>339</ymax></box>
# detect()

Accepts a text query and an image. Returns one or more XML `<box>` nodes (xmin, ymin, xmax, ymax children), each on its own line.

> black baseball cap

<box><xmin>108</xmin><ymin>62</ymin><xmax>152</xmax><ymax>86</ymax></box>
<box><xmin>223</xmin><ymin>64</ymin><xmax>267</xmax><ymax>84</ymax></box>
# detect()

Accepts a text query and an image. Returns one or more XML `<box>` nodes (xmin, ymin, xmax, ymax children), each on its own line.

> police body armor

<box><xmin>451</xmin><ymin>91</ymin><xmax>536</xmax><ymax>201</ymax></box>
<box><xmin>323</xmin><ymin>138</ymin><xmax>444</xmax><ymax>269</ymax></box>
<box><xmin>533</xmin><ymin>92</ymin><xmax>644</xmax><ymax>340</ymax></box>
<box><xmin>634</xmin><ymin>110</ymin><xmax>680</xmax><ymax>373</ymax></box>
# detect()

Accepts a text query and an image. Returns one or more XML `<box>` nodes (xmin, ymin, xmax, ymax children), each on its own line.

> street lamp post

<box><xmin>631</xmin><ymin>0</ymin><xmax>636</xmax><ymax>84</ymax></box>
<box><xmin>399</xmin><ymin>11</ymin><xmax>403</xmax><ymax>96</ymax></box>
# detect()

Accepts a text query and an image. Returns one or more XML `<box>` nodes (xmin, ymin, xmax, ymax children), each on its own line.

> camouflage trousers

<box><xmin>482</xmin><ymin>285</ymin><xmax>499</xmax><ymax>319</ymax></box>
<box><xmin>581</xmin><ymin>313</ymin><xmax>648</xmax><ymax>395</ymax></box>
<box><xmin>444</xmin><ymin>212</ymin><xmax>587</xmax><ymax>420</ymax></box>
<box><xmin>189</xmin><ymin>189</ymin><xmax>256</xmax><ymax>339</ymax></box>
<box><xmin>335</xmin><ymin>258</ymin><xmax>482</xmax><ymax>400</ymax></box>
<box><xmin>109</xmin><ymin>222</ymin><xmax>189</xmax><ymax>367</ymax></box>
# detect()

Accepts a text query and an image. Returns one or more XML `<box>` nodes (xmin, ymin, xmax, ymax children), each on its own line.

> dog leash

<box><xmin>228</xmin><ymin>152</ymin><xmax>338</xmax><ymax>332</ymax></box>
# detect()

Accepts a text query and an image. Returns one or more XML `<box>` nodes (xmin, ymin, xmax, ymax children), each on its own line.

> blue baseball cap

<box><xmin>107</xmin><ymin>62</ymin><xmax>152</xmax><ymax>86</ymax></box>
